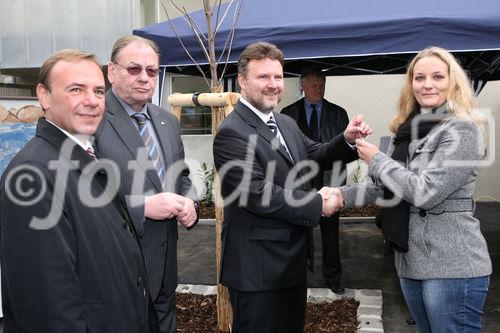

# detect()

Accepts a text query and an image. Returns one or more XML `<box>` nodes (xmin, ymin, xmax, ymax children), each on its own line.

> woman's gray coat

<box><xmin>342</xmin><ymin>115</ymin><xmax>492</xmax><ymax>279</ymax></box>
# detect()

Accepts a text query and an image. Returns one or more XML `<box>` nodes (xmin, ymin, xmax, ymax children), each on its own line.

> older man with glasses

<box><xmin>94</xmin><ymin>35</ymin><xmax>199</xmax><ymax>333</ymax></box>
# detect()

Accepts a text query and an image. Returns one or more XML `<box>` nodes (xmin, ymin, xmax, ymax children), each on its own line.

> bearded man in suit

<box><xmin>213</xmin><ymin>42</ymin><xmax>372</xmax><ymax>333</ymax></box>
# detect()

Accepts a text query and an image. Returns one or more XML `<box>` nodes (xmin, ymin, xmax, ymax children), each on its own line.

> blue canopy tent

<box><xmin>134</xmin><ymin>0</ymin><xmax>500</xmax><ymax>83</ymax></box>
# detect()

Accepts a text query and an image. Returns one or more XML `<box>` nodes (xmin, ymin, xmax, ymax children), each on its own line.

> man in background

<box><xmin>282</xmin><ymin>66</ymin><xmax>350</xmax><ymax>294</ymax></box>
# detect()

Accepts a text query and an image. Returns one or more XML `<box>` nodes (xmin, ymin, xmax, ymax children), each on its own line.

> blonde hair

<box><xmin>389</xmin><ymin>46</ymin><xmax>487</xmax><ymax>143</ymax></box>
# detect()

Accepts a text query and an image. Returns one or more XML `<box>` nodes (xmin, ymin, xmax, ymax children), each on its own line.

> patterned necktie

<box><xmin>132</xmin><ymin>113</ymin><xmax>165</xmax><ymax>187</ymax></box>
<box><xmin>266</xmin><ymin>115</ymin><xmax>279</xmax><ymax>136</ymax></box>
<box><xmin>267</xmin><ymin>115</ymin><xmax>293</xmax><ymax>161</ymax></box>
<box><xmin>86</xmin><ymin>146</ymin><xmax>97</xmax><ymax>160</ymax></box>
<box><xmin>309</xmin><ymin>104</ymin><xmax>320</xmax><ymax>141</ymax></box>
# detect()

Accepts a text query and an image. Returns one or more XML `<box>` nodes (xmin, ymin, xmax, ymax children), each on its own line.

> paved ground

<box><xmin>177</xmin><ymin>202</ymin><xmax>500</xmax><ymax>333</ymax></box>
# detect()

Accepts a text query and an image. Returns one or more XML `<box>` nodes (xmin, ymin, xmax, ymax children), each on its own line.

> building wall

<box><xmin>183</xmin><ymin>75</ymin><xmax>500</xmax><ymax>202</ymax></box>
<box><xmin>0</xmin><ymin>0</ymin><xmax>141</xmax><ymax>69</ymax></box>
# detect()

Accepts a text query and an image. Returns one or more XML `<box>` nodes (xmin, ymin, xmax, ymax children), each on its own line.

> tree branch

<box><xmin>160</xmin><ymin>0</ymin><xmax>242</xmax><ymax>91</ymax></box>
<box><xmin>218</xmin><ymin>1</ymin><xmax>242</xmax><ymax>84</ymax></box>
<box><xmin>161</xmin><ymin>1</ymin><xmax>211</xmax><ymax>87</ymax></box>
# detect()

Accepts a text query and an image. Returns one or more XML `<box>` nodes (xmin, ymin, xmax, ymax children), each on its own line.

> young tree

<box><xmin>162</xmin><ymin>1</ymin><xmax>242</xmax><ymax>331</ymax></box>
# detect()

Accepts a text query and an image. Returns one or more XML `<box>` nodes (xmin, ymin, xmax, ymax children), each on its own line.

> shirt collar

<box><xmin>304</xmin><ymin>98</ymin><xmax>323</xmax><ymax>110</ymax></box>
<box><xmin>45</xmin><ymin>119</ymin><xmax>92</xmax><ymax>151</ymax></box>
<box><xmin>240</xmin><ymin>96</ymin><xmax>274</xmax><ymax>123</ymax></box>
<box><xmin>112</xmin><ymin>88</ymin><xmax>150</xmax><ymax>119</ymax></box>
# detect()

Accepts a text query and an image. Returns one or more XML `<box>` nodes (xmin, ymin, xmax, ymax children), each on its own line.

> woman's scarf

<box><xmin>377</xmin><ymin>107</ymin><xmax>444</xmax><ymax>254</ymax></box>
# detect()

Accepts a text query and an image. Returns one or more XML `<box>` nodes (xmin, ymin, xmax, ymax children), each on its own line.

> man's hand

<box><xmin>331</xmin><ymin>187</ymin><xmax>345</xmax><ymax>210</ymax></box>
<box><xmin>318</xmin><ymin>187</ymin><xmax>344</xmax><ymax>217</ymax></box>
<box><xmin>144</xmin><ymin>192</ymin><xmax>185</xmax><ymax>220</ymax></box>
<box><xmin>176</xmin><ymin>198</ymin><xmax>197</xmax><ymax>228</ymax></box>
<box><xmin>344</xmin><ymin>115</ymin><xmax>373</xmax><ymax>144</ymax></box>
<box><xmin>355</xmin><ymin>138</ymin><xmax>380</xmax><ymax>164</ymax></box>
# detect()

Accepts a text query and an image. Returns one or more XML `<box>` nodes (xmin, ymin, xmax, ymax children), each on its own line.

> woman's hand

<box><xmin>355</xmin><ymin>139</ymin><xmax>380</xmax><ymax>164</ymax></box>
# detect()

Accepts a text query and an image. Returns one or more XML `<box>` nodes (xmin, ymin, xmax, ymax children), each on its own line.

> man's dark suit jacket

<box><xmin>0</xmin><ymin>118</ymin><xmax>147</xmax><ymax>333</ymax></box>
<box><xmin>281</xmin><ymin>97</ymin><xmax>350</xmax><ymax>188</ymax></box>
<box><xmin>213</xmin><ymin>101</ymin><xmax>357</xmax><ymax>291</ymax></box>
<box><xmin>95</xmin><ymin>90</ymin><xmax>194</xmax><ymax>301</ymax></box>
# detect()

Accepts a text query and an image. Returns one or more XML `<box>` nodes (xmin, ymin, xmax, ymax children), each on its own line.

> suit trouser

<box><xmin>229</xmin><ymin>283</ymin><xmax>307</xmax><ymax>333</ymax></box>
<box><xmin>149</xmin><ymin>287</ymin><xmax>176</xmax><ymax>333</ymax></box>
<box><xmin>319</xmin><ymin>212</ymin><xmax>342</xmax><ymax>287</ymax></box>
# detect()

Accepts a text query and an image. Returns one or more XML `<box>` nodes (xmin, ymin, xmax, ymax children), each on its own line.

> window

<box><xmin>180</xmin><ymin>105</ymin><xmax>212</xmax><ymax>135</ymax></box>
<box><xmin>169</xmin><ymin>75</ymin><xmax>212</xmax><ymax>135</ymax></box>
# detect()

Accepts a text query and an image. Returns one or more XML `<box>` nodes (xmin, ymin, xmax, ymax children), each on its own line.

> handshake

<box><xmin>318</xmin><ymin>187</ymin><xmax>344</xmax><ymax>217</ymax></box>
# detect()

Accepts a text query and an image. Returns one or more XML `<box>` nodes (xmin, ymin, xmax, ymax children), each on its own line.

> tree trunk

<box><xmin>210</xmin><ymin>86</ymin><xmax>232</xmax><ymax>332</ymax></box>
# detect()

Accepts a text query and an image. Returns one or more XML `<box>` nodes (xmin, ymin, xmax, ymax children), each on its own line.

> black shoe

<box><xmin>406</xmin><ymin>316</ymin><xmax>416</xmax><ymax>326</ymax></box>
<box><xmin>329</xmin><ymin>285</ymin><xmax>345</xmax><ymax>294</ymax></box>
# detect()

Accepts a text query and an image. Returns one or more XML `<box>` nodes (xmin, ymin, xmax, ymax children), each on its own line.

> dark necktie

<box><xmin>132</xmin><ymin>113</ymin><xmax>166</xmax><ymax>187</ymax></box>
<box><xmin>309</xmin><ymin>104</ymin><xmax>320</xmax><ymax>141</ymax></box>
<box><xmin>86</xmin><ymin>146</ymin><xmax>97</xmax><ymax>160</ymax></box>
<box><xmin>266</xmin><ymin>115</ymin><xmax>293</xmax><ymax>161</ymax></box>
<box><xmin>266</xmin><ymin>115</ymin><xmax>279</xmax><ymax>136</ymax></box>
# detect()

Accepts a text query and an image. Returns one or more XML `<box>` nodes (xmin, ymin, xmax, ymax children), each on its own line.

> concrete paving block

<box><xmin>176</xmin><ymin>284</ymin><xmax>192</xmax><ymax>293</ymax></box>
<box><xmin>188</xmin><ymin>284</ymin><xmax>209</xmax><ymax>295</ymax></box>
<box><xmin>358</xmin><ymin>316</ymin><xmax>384</xmax><ymax>331</ymax></box>
<box><xmin>357</xmin><ymin>306</ymin><xmax>383</xmax><ymax>317</ymax></box>
<box><xmin>358</xmin><ymin>327</ymin><xmax>384</xmax><ymax>333</ymax></box>
<box><xmin>355</xmin><ymin>289</ymin><xmax>383</xmax><ymax>308</ymax></box>
<box><xmin>307</xmin><ymin>288</ymin><xmax>338</xmax><ymax>303</ymax></box>
<box><xmin>202</xmin><ymin>285</ymin><xmax>218</xmax><ymax>295</ymax></box>
<box><xmin>340</xmin><ymin>288</ymin><xmax>356</xmax><ymax>299</ymax></box>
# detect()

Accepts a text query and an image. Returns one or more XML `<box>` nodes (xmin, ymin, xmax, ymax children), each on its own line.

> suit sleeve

<box><xmin>301</xmin><ymin>126</ymin><xmax>359</xmax><ymax>168</ymax></box>
<box><xmin>213</xmin><ymin>125</ymin><xmax>323</xmax><ymax>226</ymax></box>
<box><xmin>340</xmin><ymin>179</ymin><xmax>384</xmax><ymax>208</ymax></box>
<box><xmin>368</xmin><ymin>120</ymin><xmax>484</xmax><ymax>210</ymax></box>
<box><xmin>0</xmin><ymin>161</ymin><xmax>86</xmax><ymax>332</ymax></box>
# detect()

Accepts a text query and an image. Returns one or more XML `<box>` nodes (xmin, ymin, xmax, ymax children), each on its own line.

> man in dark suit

<box><xmin>281</xmin><ymin>66</ymin><xmax>349</xmax><ymax>294</ymax></box>
<box><xmin>0</xmin><ymin>49</ymin><xmax>147</xmax><ymax>332</ymax></box>
<box><xmin>94</xmin><ymin>36</ymin><xmax>198</xmax><ymax>333</ymax></box>
<box><xmin>213</xmin><ymin>42</ymin><xmax>371</xmax><ymax>333</ymax></box>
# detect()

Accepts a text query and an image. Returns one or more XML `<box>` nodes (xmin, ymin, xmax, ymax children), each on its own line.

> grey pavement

<box><xmin>177</xmin><ymin>202</ymin><xmax>500</xmax><ymax>333</ymax></box>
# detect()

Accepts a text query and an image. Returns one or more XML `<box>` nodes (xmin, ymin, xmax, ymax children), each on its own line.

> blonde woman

<box><xmin>339</xmin><ymin>47</ymin><xmax>491</xmax><ymax>332</ymax></box>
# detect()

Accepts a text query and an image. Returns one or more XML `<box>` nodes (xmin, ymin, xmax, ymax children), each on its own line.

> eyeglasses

<box><xmin>114</xmin><ymin>63</ymin><xmax>159</xmax><ymax>77</ymax></box>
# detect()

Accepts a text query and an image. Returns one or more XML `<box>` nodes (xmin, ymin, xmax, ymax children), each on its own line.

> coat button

<box><xmin>122</xmin><ymin>220</ymin><xmax>128</xmax><ymax>230</ymax></box>
<box><xmin>137</xmin><ymin>277</ymin><xmax>144</xmax><ymax>288</ymax></box>
<box><xmin>419</xmin><ymin>210</ymin><xmax>427</xmax><ymax>217</ymax></box>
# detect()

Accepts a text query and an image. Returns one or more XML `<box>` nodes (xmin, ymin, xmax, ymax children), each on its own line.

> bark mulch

<box><xmin>199</xmin><ymin>203</ymin><xmax>381</xmax><ymax>219</ymax></box>
<box><xmin>340</xmin><ymin>204</ymin><xmax>380</xmax><ymax>217</ymax></box>
<box><xmin>198</xmin><ymin>203</ymin><xmax>216</xmax><ymax>219</ymax></box>
<box><xmin>176</xmin><ymin>293</ymin><xmax>359</xmax><ymax>333</ymax></box>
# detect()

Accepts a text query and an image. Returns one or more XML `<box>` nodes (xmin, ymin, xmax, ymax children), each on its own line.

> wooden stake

<box><xmin>168</xmin><ymin>92</ymin><xmax>239</xmax><ymax>332</ymax></box>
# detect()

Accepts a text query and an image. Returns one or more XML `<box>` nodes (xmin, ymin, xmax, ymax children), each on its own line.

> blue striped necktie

<box><xmin>266</xmin><ymin>115</ymin><xmax>279</xmax><ymax>136</ymax></box>
<box><xmin>267</xmin><ymin>115</ymin><xmax>293</xmax><ymax>161</ymax></box>
<box><xmin>132</xmin><ymin>112</ymin><xmax>166</xmax><ymax>187</ymax></box>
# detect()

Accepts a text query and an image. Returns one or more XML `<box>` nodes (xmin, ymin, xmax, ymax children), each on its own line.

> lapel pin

<box><xmin>160</xmin><ymin>121</ymin><xmax>166</xmax><ymax>126</ymax></box>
